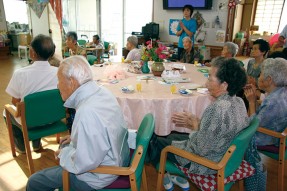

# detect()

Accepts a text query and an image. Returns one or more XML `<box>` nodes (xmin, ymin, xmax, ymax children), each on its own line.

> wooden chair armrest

<box><xmin>162</xmin><ymin>145</ymin><xmax>236</xmax><ymax>170</ymax></box>
<box><xmin>257</xmin><ymin>127</ymin><xmax>287</xmax><ymax>139</ymax></box>
<box><xmin>89</xmin><ymin>145</ymin><xmax>144</xmax><ymax>175</ymax></box>
<box><xmin>5</xmin><ymin>104</ymin><xmax>20</xmax><ymax>117</ymax></box>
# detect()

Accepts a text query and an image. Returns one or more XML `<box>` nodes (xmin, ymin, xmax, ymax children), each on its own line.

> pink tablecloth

<box><xmin>92</xmin><ymin>63</ymin><xmax>213</xmax><ymax>136</ymax></box>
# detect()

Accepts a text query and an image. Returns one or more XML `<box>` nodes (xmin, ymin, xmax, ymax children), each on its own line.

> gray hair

<box><xmin>224</xmin><ymin>42</ymin><xmax>239</xmax><ymax>57</ymax></box>
<box><xmin>66</xmin><ymin>31</ymin><xmax>78</xmax><ymax>41</ymax></box>
<box><xmin>127</xmin><ymin>35</ymin><xmax>138</xmax><ymax>47</ymax></box>
<box><xmin>59</xmin><ymin>55</ymin><xmax>93</xmax><ymax>85</ymax></box>
<box><xmin>182</xmin><ymin>36</ymin><xmax>192</xmax><ymax>43</ymax></box>
<box><xmin>262</xmin><ymin>58</ymin><xmax>287</xmax><ymax>87</ymax></box>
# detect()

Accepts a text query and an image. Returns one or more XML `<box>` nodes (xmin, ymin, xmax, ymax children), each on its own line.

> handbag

<box><xmin>244</xmin><ymin>136</ymin><xmax>267</xmax><ymax>191</ymax></box>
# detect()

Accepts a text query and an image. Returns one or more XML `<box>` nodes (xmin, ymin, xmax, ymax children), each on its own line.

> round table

<box><xmin>92</xmin><ymin>62</ymin><xmax>213</xmax><ymax>136</ymax></box>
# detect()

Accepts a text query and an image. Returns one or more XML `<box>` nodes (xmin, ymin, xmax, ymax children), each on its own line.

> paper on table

<box><xmin>197</xmin><ymin>88</ymin><xmax>209</xmax><ymax>94</ymax></box>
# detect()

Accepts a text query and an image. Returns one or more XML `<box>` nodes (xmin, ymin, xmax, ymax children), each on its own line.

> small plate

<box><xmin>121</xmin><ymin>86</ymin><xmax>134</xmax><ymax>93</ymax></box>
<box><xmin>178</xmin><ymin>89</ymin><xmax>193</xmax><ymax>96</ymax></box>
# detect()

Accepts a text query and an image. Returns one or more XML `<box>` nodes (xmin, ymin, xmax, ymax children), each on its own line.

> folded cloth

<box><xmin>104</xmin><ymin>65</ymin><xmax>127</xmax><ymax>80</ymax></box>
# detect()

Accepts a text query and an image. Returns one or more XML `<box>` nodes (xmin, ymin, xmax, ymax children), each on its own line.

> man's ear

<box><xmin>70</xmin><ymin>77</ymin><xmax>80</xmax><ymax>91</ymax></box>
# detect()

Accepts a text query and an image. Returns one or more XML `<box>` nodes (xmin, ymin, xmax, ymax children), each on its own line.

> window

<box><xmin>254</xmin><ymin>0</ymin><xmax>284</xmax><ymax>34</ymax></box>
<box><xmin>62</xmin><ymin>0</ymin><xmax>98</xmax><ymax>40</ymax></box>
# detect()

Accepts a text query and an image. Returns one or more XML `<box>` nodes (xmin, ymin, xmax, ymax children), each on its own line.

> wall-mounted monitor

<box><xmin>163</xmin><ymin>0</ymin><xmax>213</xmax><ymax>10</ymax></box>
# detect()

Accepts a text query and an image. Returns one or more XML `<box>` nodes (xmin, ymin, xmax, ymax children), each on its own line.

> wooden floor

<box><xmin>0</xmin><ymin>53</ymin><xmax>286</xmax><ymax>191</ymax></box>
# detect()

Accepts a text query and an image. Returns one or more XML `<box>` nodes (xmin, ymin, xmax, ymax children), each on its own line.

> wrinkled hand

<box><xmin>60</xmin><ymin>135</ymin><xmax>71</xmax><ymax>146</ymax></box>
<box><xmin>244</xmin><ymin>84</ymin><xmax>257</xmax><ymax>103</ymax></box>
<box><xmin>171</xmin><ymin>111</ymin><xmax>199</xmax><ymax>131</ymax></box>
<box><xmin>54</xmin><ymin>149</ymin><xmax>61</xmax><ymax>160</ymax></box>
<box><xmin>247</xmin><ymin>76</ymin><xmax>256</xmax><ymax>86</ymax></box>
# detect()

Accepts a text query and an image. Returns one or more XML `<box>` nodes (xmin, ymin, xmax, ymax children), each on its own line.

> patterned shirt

<box><xmin>180</xmin><ymin>48</ymin><xmax>200</xmax><ymax>64</ymax></box>
<box><xmin>172</xmin><ymin>94</ymin><xmax>249</xmax><ymax>174</ymax></box>
<box><xmin>254</xmin><ymin>87</ymin><xmax>287</xmax><ymax>146</ymax></box>
<box><xmin>69</xmin><ymin>45</ymin><xmax>86</xmax><ymax>57</ymax></box>
<box><xmin>247</xmin><ymin>59</ymin><xmax>262</xmax><ymax>85</ymax></box>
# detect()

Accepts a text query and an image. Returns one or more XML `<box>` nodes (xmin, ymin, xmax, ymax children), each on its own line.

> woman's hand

<box><xmin>171</xmin><ymin>112</ymin><xmax>199</xmax><ymax>131</ymax></box>
<box><xmin>179</xmin><ymin>21</ymin><xmax>185</xmax><ymax>29</ymax></box>
<box><xmin>244</xmin><ymin>84</ymin><xmax>257</xmax><ymax>103</ymax></box>
<box><xmin>247</xmin><ymin>76</ymin><xmax>256</xmax><ymax>86</ymax></box>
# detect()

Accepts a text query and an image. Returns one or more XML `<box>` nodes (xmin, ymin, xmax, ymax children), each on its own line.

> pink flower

<box><xmin>146</xmin><ymin>40</ymin><xmax>151</xmax><ymax>45</ymax></box>
<box><xmin>147</xmin><ymin>44</ymin><xmax>152</xmax><ymax>50</ymax></box>
<box><xmin>159</xmin><ymin>54</ymin><xmax>166</xmax><ymax>60</ymax></box>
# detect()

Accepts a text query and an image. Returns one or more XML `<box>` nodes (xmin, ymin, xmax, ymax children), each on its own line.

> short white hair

<box><xmin>182</xmin><ymin>36</ymin><xmax>192</xmax><ymax>43</ymax></box>
<box><xmin>127</xmin><ymin>35</ymin><xmax>138</xmax><ymax>47</ymax></box>
<box><xmin>224</xmin><ymin>42</ymin><xmax>239</xmax><ymax>57</ymax></box>
<box><xmin>59</xmin><ymin>55</ymin><xmax>93</xmax><ymax>85</ymax></box>
<box><xmin>262</xmin><ymin>58</ymin><xmax>287</xmax><ymax>87</ymax></box>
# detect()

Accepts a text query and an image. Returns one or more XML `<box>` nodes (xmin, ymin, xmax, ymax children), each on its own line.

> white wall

<box><xmin>153</xmin><ymin>0</ymin><xmax>229</xmax><ymax>46</ymax></box>
<box><xmin>0</xmin><ymin>0</ymin><xmax>7</xmax><ymax>31</ymax></box>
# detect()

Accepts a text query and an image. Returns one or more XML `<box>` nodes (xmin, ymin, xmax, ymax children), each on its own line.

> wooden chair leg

<box><xmin>129</xmin><ymin>174</ymin><xmax>138</xmax><ymax>191</ymax></box>
<box><xmin>63</xmin><ymin>169</ymin><xmax>70</xmax><ymax>191</ymax></box>
<box><xmin>141</xmin><ymin>165</ymin><xmax>148</xmax><ymax>191</ymax></box>
<box><xmin>24</xmin><ymin>138</ymin><xmax>34</xmax><ymax>175</ymax></box>
<box><xmin>5</xmin><ymin>114</ymin><xmax>16</xmax><ymax>157</ymax></box>
<box><xmin>278</xmin><ymin>159</ymin><xmax>284</xmax><ymax>191</ymax></box>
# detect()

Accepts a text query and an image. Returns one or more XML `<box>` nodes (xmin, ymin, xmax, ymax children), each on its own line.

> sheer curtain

<box><xmin>101</xmin><ymin>0</ymin><xmax>152</xmax><ymax>58</ymax></box>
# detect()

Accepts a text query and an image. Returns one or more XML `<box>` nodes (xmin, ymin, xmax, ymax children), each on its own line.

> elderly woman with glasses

<box><xmin>244</xmin><ymin>58</ymin><xmax>287</xmax><ymax>146</ymax></box>
<box><xmin>148</xmin><ymin>57</ymin><xmax>249</xmax><ymax>176</ymax></box>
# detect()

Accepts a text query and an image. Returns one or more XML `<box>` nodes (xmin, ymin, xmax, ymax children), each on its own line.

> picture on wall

<box><xmin>169</xmin><ymin>19</ymin><xmax>179</xmax><ymax>36</ymax></box>
<box><xmin>216</xmin><ymin>30</ymin><xmax>226</xmax><ymax>43</ymax></box>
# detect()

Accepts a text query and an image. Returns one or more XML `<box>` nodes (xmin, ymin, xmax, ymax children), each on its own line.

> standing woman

<box><xmin>176</xmin><ymin>4</ymin><xmax>197</xmax><ymax>61</ymax></box>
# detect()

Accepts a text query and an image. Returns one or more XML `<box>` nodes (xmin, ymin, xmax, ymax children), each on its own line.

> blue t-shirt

<box><xmin>177</xmin><ymin>18</ymin><xmax>197</xmax><ymax>48</ymax></box>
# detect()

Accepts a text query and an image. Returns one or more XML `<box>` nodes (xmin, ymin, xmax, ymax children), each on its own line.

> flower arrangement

<box><xmin>141</xmin><ymin>40</ymin><xmax>168</xmax><ymax>62</ymax></box>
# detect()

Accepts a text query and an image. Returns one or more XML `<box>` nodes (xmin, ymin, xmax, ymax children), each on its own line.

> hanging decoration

<box><xmin>28</xmin><ymin>0</ymin><xmax>48</xmax><ymax>18</ymax></box>
<box><xmin>228</xmin><ymin>0</ymin><xmax>237</xmax><ymax>8</ymax></box>
<box><xmin>192</xmin><ymin>11</ymin><xmax>207</xmax><ymax>44</ymax></box>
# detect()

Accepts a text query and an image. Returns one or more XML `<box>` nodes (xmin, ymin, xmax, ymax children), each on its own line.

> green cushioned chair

<box><xmin>87</xmin><ymin>55</ymin><xmax>97</xmax><ymax>65</ymax></box>
<box><xmin>156</xmin><ymin>117</ymin><xmax>259</xmax><ymax>191</ymax></box>
<box><xmin>77</xmin><ymin>39</ymin><xmax>87</xmax><ymax>48</ymax></box>
<box><xmin>102</xmin><ymin>41</ymin><xmax>110</xmax><ymax>59</ymax></box>
<box><xmin>257</xmin><ymin>127</ymin><xmax>287</xmax><ymax>191</ymax></box>
<box><xmin>5</xmin><ymin>89</ymin><xmax>68</xmax><ymax>175</ymax></box>
<box><xmin>62</xmin><ymin>113</ymin><xmax>155</xmax><ymax>191</ymax></box>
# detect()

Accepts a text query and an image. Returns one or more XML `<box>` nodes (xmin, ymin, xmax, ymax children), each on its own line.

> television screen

<box><xmin>142</xmin><ymin>22</ymin><xmax>159</xmax><ymax>39</ymax></box>
<box><xmin>163</xmin><ymin>0</ymin><xmax>212</xmax><ymax>10</ymax></box>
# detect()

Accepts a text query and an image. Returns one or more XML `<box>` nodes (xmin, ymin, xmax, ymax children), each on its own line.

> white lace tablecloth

<box><xmin>92</xmin><ymin>63</ymin><xmax>213</xmax><ymax>136</ymax></box>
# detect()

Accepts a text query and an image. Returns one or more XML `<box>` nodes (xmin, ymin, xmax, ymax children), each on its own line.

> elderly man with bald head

<box><xmin>27</xmin><ymin>56</ymin><xmax>130</xmax><ymax>191</ymax></box>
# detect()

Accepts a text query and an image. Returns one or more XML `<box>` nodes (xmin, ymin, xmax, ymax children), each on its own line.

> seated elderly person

<box><xmin>148</xmin><ymin>57</ymin><xmax>248</xmax><ymax>184</ymax></box>
<box><xmin>124</xmin><ymin>35</ymin><xmax>141</xmax><ymax>63</ymax></box>
<box><xmin>244</xmin><ymin>58</ymin><xmax>287</xmax><ymax>146</ymax></box>
<box><xmin>65</xmin><ymin>31</ymin><xmax>86</xmax><ymax>57</ymax></box>
<box><xmin>5</xmin><ymin>34</ymin><xmax>58</xmax><ymax>153</ymax></box>
<box><xmin>87</xmin><ymin>34</ymin><xmax>104</xmax><ymax>58</ymax></box>
<box><xmin>247</xmin><ymin>39</ymin><xmax>270</xmax><ymax>86</ymax></box>
<box><xmin>179</xmin><ymin>36</ymin><xmax>200</xmax><ymax>64</ymax></box>
<box><xmin>205</xmin><ymin>42</ymin><xmax>243</xmax><ymax>67</ymax></box>
<box><xmin>26</xmin><ymin>56</ymin><xmax>130</xmax><ymax>191</ymax></box>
